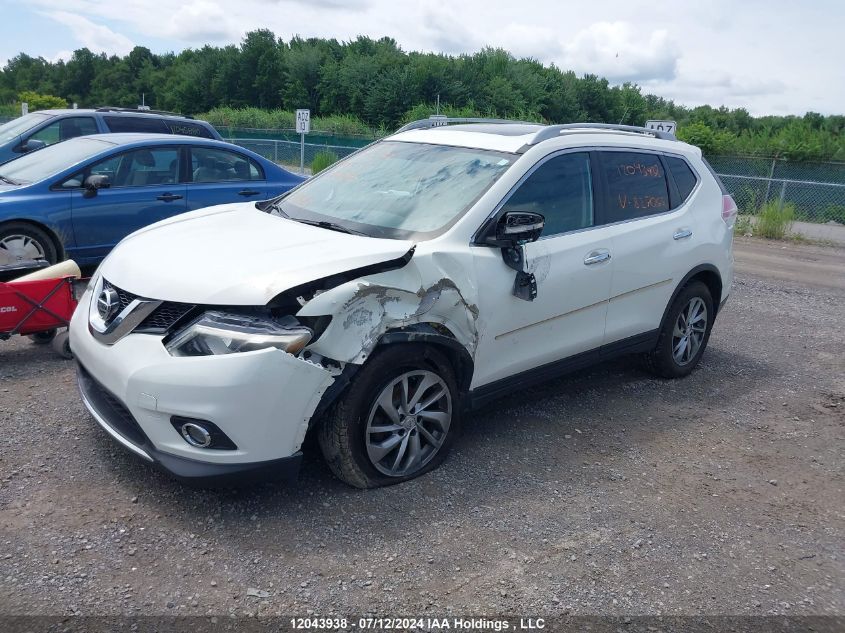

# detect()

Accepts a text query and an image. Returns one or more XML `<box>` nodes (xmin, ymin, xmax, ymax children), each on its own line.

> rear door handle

<box><xmin>156</xmin><ymin>193</ymin><xmax>183</xmax><ymax>202</ymax></box>
<box><xmin>673</xmin><ymin>228</ymin><xmax>693</xmax><ymax>240</ymax></box>
<box><xmin>584</xmin><ymin>249</ymin><xmax>611</xmax><ymax>265</ymax></box>
<box><xmin>238</xmin><ymin>189</ymin><xmax>261</xmax><ymax>197</ymax></box>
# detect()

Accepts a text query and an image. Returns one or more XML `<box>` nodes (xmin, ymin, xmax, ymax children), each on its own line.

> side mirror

<box><xmin>83</xmin><ymin>174</ymin><xmax>110</xmax><ymax>198</ymax></box>
<box><xmin>486</xmin><ymin>211</ymin><xmax>545</xmax><ymax>247</ymax></box>
<box><xmin>20</xmin><ymin>139</ymin><xmax>46</xmax><ymax>153</ymax></box>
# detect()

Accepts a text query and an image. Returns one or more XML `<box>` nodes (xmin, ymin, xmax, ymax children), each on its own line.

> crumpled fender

<box><xmin>297</xmin><ymin>248</ymin><xmax>481</xmax><ymax>365</ymax></box>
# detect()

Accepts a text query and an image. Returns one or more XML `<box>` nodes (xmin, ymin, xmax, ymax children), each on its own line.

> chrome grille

<box><xmin>101</xmin><ymin>278</ymin><xmax>195</xmax><ymax>335</ymax></box>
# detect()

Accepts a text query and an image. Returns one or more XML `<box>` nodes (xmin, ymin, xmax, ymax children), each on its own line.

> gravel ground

<box><xmin>0</xmin><ymin>237</ymin><xmax>843</xmax><ymax>618</ymax></box>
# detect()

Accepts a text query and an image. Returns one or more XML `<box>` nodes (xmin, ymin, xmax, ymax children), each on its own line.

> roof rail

<box><xmin>395</xmin><ymin>116</ymin><xmax>540</xmax><ymax>134</ymax></box>
<box><xmin>94</xmin><ymin>107</ymin><xmax>194</xmax><ymax>119</ymax></box>
<box><xmin>525</xmin><ymin>123</ymin><xmax>675</xmax><ymax>146</ymax></box>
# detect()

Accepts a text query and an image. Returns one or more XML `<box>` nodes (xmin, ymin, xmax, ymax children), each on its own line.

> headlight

<box><xmin>165</xmin><ymin>311</ymin><xmax>312</xmax><ymax>357</ymax></box>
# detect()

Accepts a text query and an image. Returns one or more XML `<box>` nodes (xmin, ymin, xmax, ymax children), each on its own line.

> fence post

<box><xmin>778</xmin><ymin>180</ymin><xmax>787</xmax><ymax>211</ymax></box>
<box><xmin>762</xmin><ymin>158</ymin><xmax>777</xmax><ymax>209</ymax></box>
<box><xmin>274</xmin><ymin>140</ymin><xmax>278</xmax><ymax>163</ymax></box>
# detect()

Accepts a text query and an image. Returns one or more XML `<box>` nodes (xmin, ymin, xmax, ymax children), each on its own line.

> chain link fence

<box><xmin>707</xmin><ymin>156</ymin><xmax>845</xmax><ymax>224</ymax></box>
<box><xmin>229</xmin><ymin>136</ymin><xmax>363</xmax><ymax>174</ymax></box>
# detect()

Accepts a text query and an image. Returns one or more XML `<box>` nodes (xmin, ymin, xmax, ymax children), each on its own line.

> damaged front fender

<box><xmin>296</xmin><ymin>250</ymin><xmax>480</xmax><ymax>367</ymax></box>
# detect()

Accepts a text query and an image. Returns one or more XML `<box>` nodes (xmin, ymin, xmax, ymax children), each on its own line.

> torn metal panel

<box><xmin>297</xmin><ymin>247</ymin><xmax>481</xmax><ymax>365</ymax></box>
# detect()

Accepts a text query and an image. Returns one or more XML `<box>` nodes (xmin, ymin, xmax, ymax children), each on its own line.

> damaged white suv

<box><xmin>70</xmin><ymin>119</ymin><xmax>736</xmax><ymax>488</ymax></box>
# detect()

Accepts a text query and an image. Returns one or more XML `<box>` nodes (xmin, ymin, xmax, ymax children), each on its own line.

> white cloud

<box><xmin>560</xmin><ymin>21</ymin><xmax>679</xmax><ymax>82</ymax></box>
<box><xmin>160</xmin><ymin>0</ymin><xmax>242</xmax><ymax>42</ymax></box>
<box><xmin>43</xmin><ymin>11</ymin><xmax>134</xmax><ymax>56</ymax></box>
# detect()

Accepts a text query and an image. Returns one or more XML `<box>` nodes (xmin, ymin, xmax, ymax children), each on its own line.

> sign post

<box><xmin>296</xmin><ymin>109</ymin><xmax>311</xmax><ymax>174</ymax></box>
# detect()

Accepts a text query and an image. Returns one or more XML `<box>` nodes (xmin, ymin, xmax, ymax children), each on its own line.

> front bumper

<box><xmin>69</xmin><ymin>289</ymin><xmax>335</xmax><ymax>483</ymax></box>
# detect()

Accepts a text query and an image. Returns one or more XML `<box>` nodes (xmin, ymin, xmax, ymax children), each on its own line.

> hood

<box><xmin>98</xmin><ymin>203</ymin><xmax>415</xmax><ymax>305</ymax></box>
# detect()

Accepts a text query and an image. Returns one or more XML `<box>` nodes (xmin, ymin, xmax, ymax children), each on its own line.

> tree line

<box><xmin>1</xmin><ymin>31</ymin><xmax>842</xmax><ymax>160</ymax></box>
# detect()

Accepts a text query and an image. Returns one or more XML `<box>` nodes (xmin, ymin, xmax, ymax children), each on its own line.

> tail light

<box><xmin>721</xmin><ymin>195</ymin><xmax>738</xmax><ymax>228</ymax></box>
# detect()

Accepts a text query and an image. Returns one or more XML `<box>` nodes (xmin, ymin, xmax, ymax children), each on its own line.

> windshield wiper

<box><xmin>262</xmin><ymin>200</ymin><xmax>366</xmax><ymax>236</ymax></box>
<box><xmin>0</xmin><ymin>174</ymin><xmax>20</xmax><ymax>185</ymax></box>
<box><xmin>293</xmin><ymin>218</ymin><xmax>368</xmax><ymax>236</ymax></box>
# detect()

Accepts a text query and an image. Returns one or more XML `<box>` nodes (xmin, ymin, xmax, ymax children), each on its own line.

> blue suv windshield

<box><xmin>0</xmin><ymin>137</ymin><xmax>112</xmax><ymax>184</ymax></box>
<box><xmin>0</xmin><ymin>113</ymin><xmax>53</xmax><ymax>142</ymax></box>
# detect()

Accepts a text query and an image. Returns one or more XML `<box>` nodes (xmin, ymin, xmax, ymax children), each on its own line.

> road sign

<box><xmin>296</xmin><ymin>109</ymin><xmax>310</xmax><ymax>174</ymax></box>
<box><xmin>645</xmin><ymin>120</ymin><xmax>677</xmax><ymax>135</ymax></box>
<box><xmin>296</xmin><ymin>109</ymin><xmax>311</xmax><ymax>134</ymax></box>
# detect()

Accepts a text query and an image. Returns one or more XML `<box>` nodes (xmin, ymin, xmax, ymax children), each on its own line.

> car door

<box><xmin>21</xmin><ymin>115</ymin><xmax>98</xmax><ymax>152</ymax></box>
<box><xmin>470</xmin><ymin>150</ymin><xmax>616</xmax><ymax>388</ymax></box>
<box><xmin>596</xmin><ymin>150</ymin><xmax>699</xmax><ymax>345</ymax></box>
<box><xmin>185</xmin><ymin>146</ymin><xmax>268</xmax><ymax>210</ymax></box>
<box><xmin>69</xmin><ymin>146</ymin><xmax>186</xmax><ymax>261</ymax></box>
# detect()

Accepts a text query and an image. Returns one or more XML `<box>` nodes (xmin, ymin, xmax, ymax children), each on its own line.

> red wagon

<box><xmin>0</xmin><ymin>264</ymin><xmax>85</xmax><ymax>359</ymax></box>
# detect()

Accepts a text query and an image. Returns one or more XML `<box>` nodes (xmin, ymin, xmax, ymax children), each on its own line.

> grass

<box><xmin>734</xmin><ymin>214</ymin><xmax>755</xmax><ymax>236</ymax></box>
<box><xmin>756</xmin><ymin>201</ymin><xmax>795</xmax><ymax>239</ymax></box>
<box><xmin>311</xmin><ymin>151</ymin><xmax>338</xmax><ymax>174</ymax></box>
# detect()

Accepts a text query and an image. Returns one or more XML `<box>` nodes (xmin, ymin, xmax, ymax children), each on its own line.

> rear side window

<box><xmin>190</xmin><ymin>147</ymin><xmax>264</xmax><ymax>182</ymax></box>
<box><xmin>665</xmin><ymin>155</ymin><xmax>698</xmax><ymax>203</ymax></box>
<box><xmin>500</xmin><ymin>152</ymin><xmax>593</xmax><ymax>237</ymax></box>
<box><xmin>599</xmin><ymin>151</ymin><xmax>670</xmax><ymax>223</ymax></box>
<box><xmin>104</xmin><ymin>116</ymin><xmax>168</xmax><ymax>134</ymax></box>
<box><xmin>164</xmin><ymin>121</ymin><xmax>215</xmax><ymax>139</ymax></box>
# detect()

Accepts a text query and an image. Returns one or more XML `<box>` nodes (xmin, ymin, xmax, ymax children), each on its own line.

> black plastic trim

<box><xmin>660</xmin><ymin>264</ymin><xmax>723</xmax><ymax>326</ymax></box>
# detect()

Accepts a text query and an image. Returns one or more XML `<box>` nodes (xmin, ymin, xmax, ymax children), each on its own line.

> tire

<box><xmin>0</xmin><ymin>222</ymin><xmax>59</xmax><ymax>265</ymax></box>
<box><xmin>645</xmin><ymin>281</ymin><xmax>714</xmax><ymax>379</ymax></box>
<box><xmin>318</xmin><ymin>344</ymin><xmax>460</xmax><ymax>489</ymax></box>
<box><xmin>51</xmin><ymin>331</ymin><xmax>73</xmax><ymax>360</ymax></box>
<box><xmin>29</xmin><ymin>329</ymin><xmax>57</xmax><ymax>345</ymax></box>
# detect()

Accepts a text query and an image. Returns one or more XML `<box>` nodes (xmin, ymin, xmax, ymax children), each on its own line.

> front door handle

<box><xmin>238</xmin><ymin>189</ymin><xmax>261</xmax><ymax>196</ymax></box>
<box><xmin>673</xmin><ymin>228</ymin><xmax>693</xmax><ymax>240</ymax></box>
<box><xmin>584</xmin><ymin>249</ymin><xmax>611</xmax><ymax>266</ymax></box>
<box><xmin>156</xmin><ymin>193</ymin><xmax>183</xmax><ymax>202</ymax></box>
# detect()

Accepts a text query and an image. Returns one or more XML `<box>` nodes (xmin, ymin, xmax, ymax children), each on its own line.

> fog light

<box><xmin>170</xmin><ymin>416</ymin><xmax>238</xmax><ymax>450</ymax></box>
<box><xmin>180</xmin><ymin>422</ymin><xmax>212</xmax><ymax>448</ymax></box>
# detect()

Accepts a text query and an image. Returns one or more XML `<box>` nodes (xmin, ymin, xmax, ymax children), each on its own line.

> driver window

<box><xmin>500</xmin><ymin>152</ymin><xmax>594</xmax><ymax>237</ymax></box>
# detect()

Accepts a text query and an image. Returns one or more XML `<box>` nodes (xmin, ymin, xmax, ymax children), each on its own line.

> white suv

<box><xmin>70</xmin><ymin>120</ymin><xmax>737</xmax><ymax>488</ymax></box>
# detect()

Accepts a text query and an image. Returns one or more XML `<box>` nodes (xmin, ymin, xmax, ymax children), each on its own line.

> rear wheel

<box><xmin>0</xmin><ymin>222</ymin><xmax>58</xmax><ymax>265</ymax></box>
<box><xmin>645</xmin><ymin>281</ymin><xmax>714</xmax><ymax>378</ymax></box>
<box><xmin>318</xmin><ymin>345</ymin><xmax>459</xmax><ymax>488</ymax></box>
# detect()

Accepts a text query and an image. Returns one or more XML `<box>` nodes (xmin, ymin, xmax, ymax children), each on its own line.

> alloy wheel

<box><xmin>672</xmin><ymin>296</ymin><xmax>708</xmax><ymax>366</ymax></box>
<box><xmin>365</xmin><ymin>370</ymin><xmax>452</xmax><ymax>477</ymax></box>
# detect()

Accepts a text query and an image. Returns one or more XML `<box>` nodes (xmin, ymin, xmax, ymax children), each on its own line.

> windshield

<box><xmin>277</xmin><ymin>141</ymin><xmax>514</xmax><ymax>239</ymax></box>
<box><xmin>0</xmin><ymin>112</ymin><xmax>54</xmax><ymax>142</ymax></box>
<box><xmin>0</xmin><ymin>137</ymin><xmax>112</xmax><ymax>185</ymax></box>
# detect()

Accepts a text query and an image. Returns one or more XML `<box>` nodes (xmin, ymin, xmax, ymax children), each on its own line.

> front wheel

<box><xmin>0</xmin><ymin>222</ymin><xmax>58</xmax><ymax>266</ymax></box>
<box><xmin>645</xmin><ymin>281</ymin><xmax>714</xmax><ymax>378</ymax></box>
<box><xmin>318</xmin><ymin>344</ymin><xmax>460</xmax><ymax>488</ymax></box>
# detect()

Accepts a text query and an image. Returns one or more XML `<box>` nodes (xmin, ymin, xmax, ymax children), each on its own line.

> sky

<box><xmin>2</xmin><ymin>0</ymin><xmax>842</xmax><ymax>117</ymax></box>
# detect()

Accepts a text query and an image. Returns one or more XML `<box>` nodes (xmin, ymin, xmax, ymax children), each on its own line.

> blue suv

<box><xmin>0</xmin><ymin>134</ymin><xmax>304</xmax><ymax>266</ymax></box>
<box><xmin>0</xmin><ymin>108</ymin><xmax>222</xmax><ymax>165</ymax></box>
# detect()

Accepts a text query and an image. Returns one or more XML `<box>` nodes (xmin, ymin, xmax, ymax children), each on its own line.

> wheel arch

<box><xmin>375</xmin><ymin>324</ymin><xmax>475</xmax><ymax>395</ymax></box>
<box><xmin>660</xmin><ymin>264</ymin><xmax>723</xmax><ymax>330</ymax></box>
<box><xmin>0</xmin><ymin>218</ymin><xmax>66</xmax><ymax>261</ymax></box>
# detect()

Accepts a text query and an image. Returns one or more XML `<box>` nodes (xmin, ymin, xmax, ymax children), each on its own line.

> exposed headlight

<box><xmin>165</xmin><ymin>311</ymin><xmax>312</xmax><ymax>357</ymax></box>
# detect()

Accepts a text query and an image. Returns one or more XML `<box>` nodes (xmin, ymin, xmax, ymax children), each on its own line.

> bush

<box><xmin>756</xmin><ymin>201</ymin><xmax>795</xmax><ymax>239</ymax></box>
<box><xmin>17</xmin><ymin>91</ymin><xmax>67</xmax><ymax>111</ymax></box>
<box><xmin>200</xmin><ymin>107</ymin><xmax>379</xmax><ymax>138</ymax></box>
<box><xmin>311</xmin><ymin>150</ymin><xmax>338</xmax><ymax>174</ymax></box>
